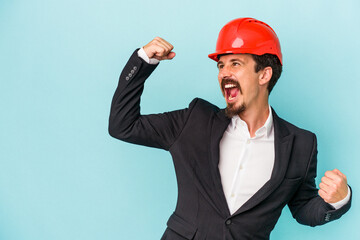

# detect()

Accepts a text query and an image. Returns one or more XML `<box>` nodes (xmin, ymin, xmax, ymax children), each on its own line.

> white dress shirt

<box><xmin>219</xmin><ymin>107</ymin><xmax>275</xmax><ymax>214</ymax></box>
<box><xmin>136</xmin><ymin>48</ymin><xmax>350</xmax><ymax>214</ymax></box>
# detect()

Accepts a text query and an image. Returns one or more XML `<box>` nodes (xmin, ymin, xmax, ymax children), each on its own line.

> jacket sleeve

<box><xmin>288</xmin><ymin>134</ymin><xmax>352</xmax><ymax>226</ymax></box>
<box><xmin>108</xmin><ymin>49</ymin><xmax>197</xmax><ymax>150</ymax></box>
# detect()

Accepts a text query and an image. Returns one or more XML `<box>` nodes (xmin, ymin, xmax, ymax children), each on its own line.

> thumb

<box><xmin>333</xmin><ymin>168</ymin><xmax>345</xmax><ymax>178</ymax></box>
<box><xmin>164</xmin><ymin>51</ymin><xmax>176</xmax><ymax>60</ymax></box>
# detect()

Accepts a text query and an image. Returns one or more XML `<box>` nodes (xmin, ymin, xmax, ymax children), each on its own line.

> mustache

<box><xmin>221</xmin><ymin>78</ymin><xmax>242</xmax><ymax>94</ymax></box>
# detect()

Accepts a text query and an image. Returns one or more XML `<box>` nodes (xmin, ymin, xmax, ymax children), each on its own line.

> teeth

<box><xmin>224</xmin><ymin>84</ymin><xmax>236</xmax><ymax>89</ymax></box>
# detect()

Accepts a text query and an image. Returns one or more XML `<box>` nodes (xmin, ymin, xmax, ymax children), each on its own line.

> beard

<box><xmin>225</xmin><ymin>102</ymin><xmax>246</xmax><ymax>118</ymax></box>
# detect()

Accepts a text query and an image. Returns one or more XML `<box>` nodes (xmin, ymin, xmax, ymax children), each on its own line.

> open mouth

<box><xmin>222</xmin><ymin>81</ymin><xmax>240</xmax><ymax>102</ymax></box>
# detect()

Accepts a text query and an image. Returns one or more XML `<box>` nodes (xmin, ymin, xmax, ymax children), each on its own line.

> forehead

<box><xmin>218</xmin><ymin>53</ymin><xmax>253</xmax><ymax>63</ymax></box>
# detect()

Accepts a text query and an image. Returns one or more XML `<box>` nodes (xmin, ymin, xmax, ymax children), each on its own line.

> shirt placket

<box><xmin>228</xmin><ymin>136</ymin><xmax>250</xmax><ymax>213</ymax></box>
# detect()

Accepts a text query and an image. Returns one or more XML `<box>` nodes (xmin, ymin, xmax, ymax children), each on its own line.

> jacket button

<box><xmin>325</xmin><ymin>213</ymin><xmax>331</xmax><ymax>221</ymax></box>
<box><xmin>225</xmin><ymin>219</ymin><xmax>232</xmax><ymax>225</ymax></box>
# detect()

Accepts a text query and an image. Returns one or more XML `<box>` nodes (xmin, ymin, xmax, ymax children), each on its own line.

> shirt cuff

<box><xmin>137</xmin><ymin>47</ymin><xmax>160</xmax><ymax>65</ymax></box>
<box><xmin>328</xmin><ymin>186</ymin><xmax>351</xmax><ymax>210</ymax></box>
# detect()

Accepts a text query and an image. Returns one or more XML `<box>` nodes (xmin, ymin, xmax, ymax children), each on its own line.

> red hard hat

<box><xmin>208</xmin><ymin>18</ymin><xmax>282</xmax><ymax>65</ymax></box>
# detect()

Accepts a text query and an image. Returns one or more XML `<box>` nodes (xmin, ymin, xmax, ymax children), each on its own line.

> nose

<box><xmin>218</xmin><ymin>65</ymin><xmax>232</xmax><ymax>79</ymax></box>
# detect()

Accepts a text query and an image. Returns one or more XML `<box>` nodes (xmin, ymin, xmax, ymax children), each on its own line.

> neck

<box><xmin>238</xmin><ymin>100</ymin><xmax>270</xmax><ymax>138</ymax></box>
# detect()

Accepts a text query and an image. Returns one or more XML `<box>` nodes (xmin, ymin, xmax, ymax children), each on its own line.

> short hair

<box><xmin>251</xmin><ymin>54</ymin><xmax>282</xmax><ymax>94</ymax></box>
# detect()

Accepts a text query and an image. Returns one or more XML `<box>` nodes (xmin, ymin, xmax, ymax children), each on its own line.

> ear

<box><xmin>258</xmin><ymin>67</ymin><xmax>272</xmax><ymax>86</ymax></box>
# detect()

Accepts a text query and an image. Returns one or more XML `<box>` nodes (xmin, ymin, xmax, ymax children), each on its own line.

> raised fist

<box><xmin>143</xmin><ymin>37</ymin><xmax>175</xmax><ymax>61</ymax></box>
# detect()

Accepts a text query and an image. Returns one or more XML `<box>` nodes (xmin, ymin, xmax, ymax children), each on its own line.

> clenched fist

<box><xmin>143</xmin><ymin>37</ymin><xmax>175</xmax><ymax>61</ymax></box>
<box><xmin>318</xmin><ymin>169</ymin><xmax>348</xmax><ymax>203</ymax></box>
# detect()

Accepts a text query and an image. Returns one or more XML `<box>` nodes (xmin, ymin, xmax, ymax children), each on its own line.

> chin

<box><xmin>225</xmin><ymin>102</ymin><xmax>246</xmax><ymax>118</ymax></box>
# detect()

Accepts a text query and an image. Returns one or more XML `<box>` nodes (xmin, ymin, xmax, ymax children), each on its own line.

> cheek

<box><xmin>238</xmin><ymin>73</ymin><xmax>259</xmax><ymax>90</ymax></box>
<box><xmin>218</xmin><ymin>76</ymin><xmax>223</xmax><ymax>88</ymax></box>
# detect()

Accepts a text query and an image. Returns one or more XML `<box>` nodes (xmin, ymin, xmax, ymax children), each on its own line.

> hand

<box><xmin>319</xmin><ymin>169</ymin><xmax>348</xmax><ymax>203</ymax></box>
<box><xmin>143</xmin><ymin>37</ymin><xmax>175</xmax><ymax>61</ymax></box>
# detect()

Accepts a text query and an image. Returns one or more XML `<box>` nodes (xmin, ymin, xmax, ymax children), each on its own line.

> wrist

<box><xmin>137</xmin><ymin>48</ymin><xmax>159</xmax><ymax>65</ymax></box>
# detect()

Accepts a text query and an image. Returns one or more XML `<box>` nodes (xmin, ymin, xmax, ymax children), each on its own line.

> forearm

<box><xmin>290</xmin><ymin>188</ymin><xmax>352</xmax><ymax>226</ymax></box>
<box><xmin>288</xmin><ymin>134</ymin><xmax>351</xmax><ymax>226</ymax></box>
<box><xmin>108</xmin><ymin>49</ymin><xmax>158</xmax><ymax>140</ymax></box>
<box><xmin>290</xmin><ymin>194</ymin><xmax>334</xmax><ymax>226</ymax></box>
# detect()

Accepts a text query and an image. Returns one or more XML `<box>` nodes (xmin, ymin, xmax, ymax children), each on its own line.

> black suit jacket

<box><xmin>109</xmin><ymin>50</ymin><xmax>351</xmax><ymax>240</ymax></box>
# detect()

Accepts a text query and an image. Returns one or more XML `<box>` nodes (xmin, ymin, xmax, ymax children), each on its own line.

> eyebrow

<box><xmin>217</xmin><ymin>58</ymin><xmax>246</xmax><ymax>68</ymax></box>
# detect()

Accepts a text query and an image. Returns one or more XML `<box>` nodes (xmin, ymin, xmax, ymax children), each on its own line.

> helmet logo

<box><xmin>232</xmin><ymin>38</ymin><xmax>244</xmax><ymax>48</ymax></box>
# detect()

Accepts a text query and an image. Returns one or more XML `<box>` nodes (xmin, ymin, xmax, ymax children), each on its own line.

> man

<box><xmin>109</xmin><ymin>18</ymin><xmax>351</xmax><ymax>239</ymax></box>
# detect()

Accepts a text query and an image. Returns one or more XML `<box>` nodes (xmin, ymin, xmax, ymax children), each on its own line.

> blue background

<box><xmin>0</xmin><ymin>0</ymin><xmax>359</xmax><ymax>239</ymax></box>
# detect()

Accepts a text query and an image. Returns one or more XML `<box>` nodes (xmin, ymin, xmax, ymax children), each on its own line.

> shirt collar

<box><xmin>229</xmin><ymin>105</ymin><xmax>273</xmax><ymax>138</ymax></box>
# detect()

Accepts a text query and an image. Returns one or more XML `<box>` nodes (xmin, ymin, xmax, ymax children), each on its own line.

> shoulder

<box><xmin>189</xmin><ymin>98</ymin><xmax>221</xmax><ymax>112</ymax></box>
<box><xmin>187</xmin><ymin>98</ymin><xmax>226</xmax><ymax>118</ymax></box>
<box><xmin>272</xmin><ymin>109</ymin><xmax>316</xmax><ymax>142</ymax></box>
<box><xmin>274</xmin><ymin>113</ymin><xmax>318</xmax><ymax>162</ymax></box>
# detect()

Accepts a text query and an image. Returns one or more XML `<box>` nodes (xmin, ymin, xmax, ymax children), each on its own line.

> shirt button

<box><xmin>125</xmin><ymin>76</ymin><xmax>129</xmax><ymax>81</ymax></box>
<box><xmin>246</xmin><ymin>139</ymin><xmax>250</xmax><ymax>144</ymax></box>
<box><xmin>131</xmin><ymin>69</ymin><xmax>135</xmax><ymax>74</ymax></box>
<box><xmin>129</xmin><ymin>73</ymin><xmax>132</xmax><ymax>77</ymax></box>
<box><xmin>133</xmin><ymin>66</ymin><xmax>137</xmax><ymax>70</ymax></box>
<box><xmin>239</xmin><ymin>165</ymin><xmax>243</xmax><ymax>170</ymax></box>
<box><xmin>231</xmin><ymin>193</ymin><xmax>235</xmax><ymax>198</ymax></box>
<box><xmin>225</xmin><ymin>219</ymin><xmax>232</xmax><ymax>225</ymax></box>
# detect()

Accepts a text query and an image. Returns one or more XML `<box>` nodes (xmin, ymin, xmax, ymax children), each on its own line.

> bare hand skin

<box><xmin>143</xmin><ymin>37</ymin><xmax>175</xmax><ymax>61</ymax></box>
<box><xmin>318</xmin><ymin>169</ymin><xmax>348</xmax><ymax>203</ymax></box>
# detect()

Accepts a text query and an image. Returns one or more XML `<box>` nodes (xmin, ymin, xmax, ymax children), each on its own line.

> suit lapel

<box><xmin>232</xmin><ymin>108</ymin><xmax>294</xmax><ymax>216</ymax></box>
<box><xmin>208</xmin><ymin>110</ymin><xmax>232</xmax><ymax>217</ymax></box>
<box><xmin>192</xmin><ymin>108</ymin><xmax>231</xmax><ymax>218</ymax></box>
